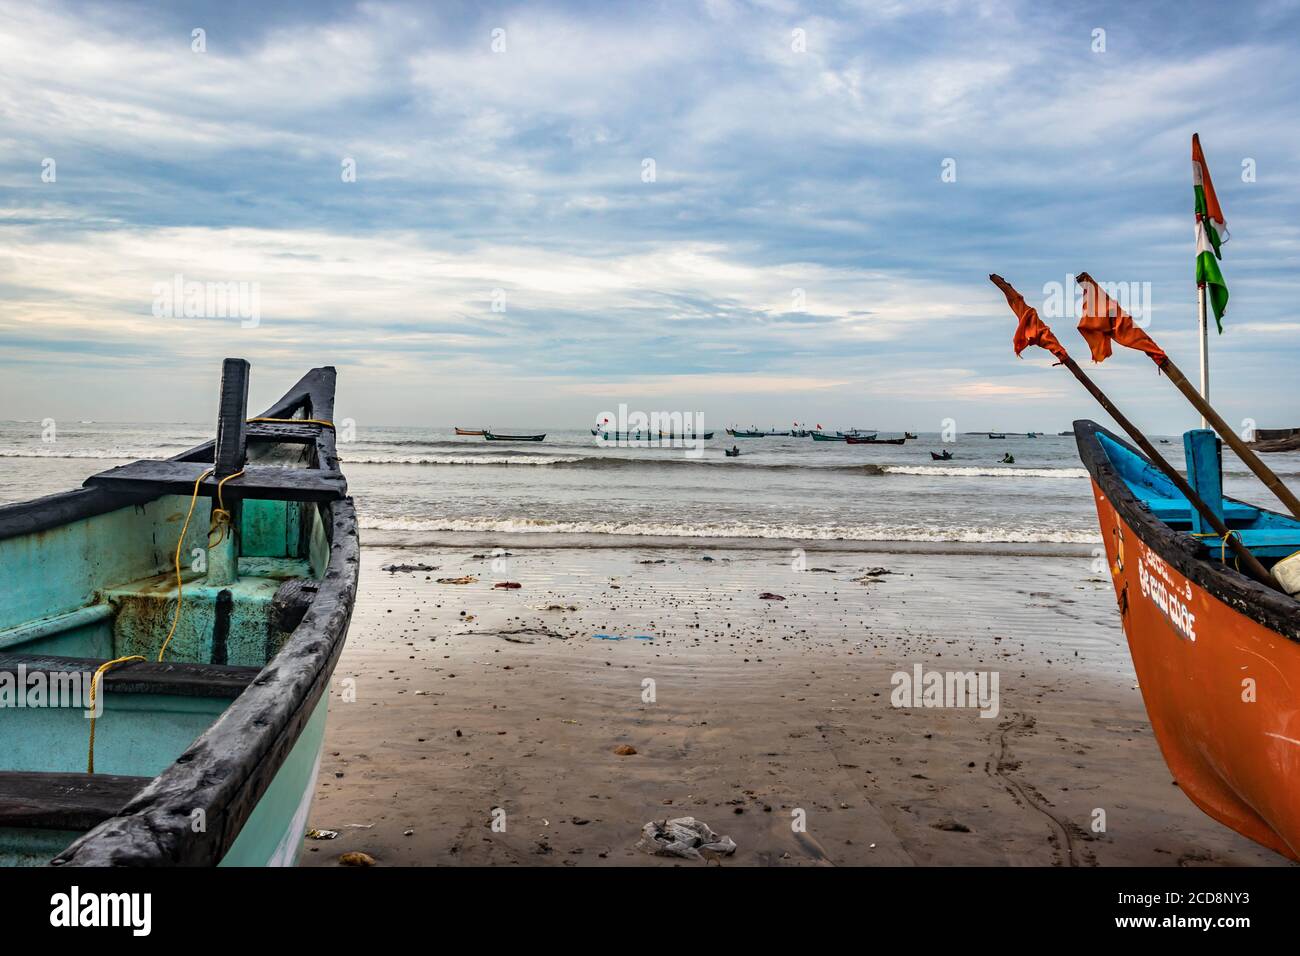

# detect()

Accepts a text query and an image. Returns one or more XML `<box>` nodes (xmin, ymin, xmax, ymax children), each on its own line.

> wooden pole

<box><xmin>1160</xmin><ymin>358</ymin><xmax>1300</xmax><ymax>520</ymax></box>
<box><xmin>1056</xmin><ymin>353</ymin><xmax>1278</xmax><ymax>589</ymax></box>
<box><xmin>1197</xmin><ymin>283</ymin><xmax>1209</xmax><ymax>429</ymax></box>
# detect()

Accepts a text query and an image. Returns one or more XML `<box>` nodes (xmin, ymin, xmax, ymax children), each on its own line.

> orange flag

<box><xmin>988</xmin><ymin>274</ymin><xmax>1068</xmax><ymax>361</ymax></box>
<box><xmin>1075</xmin><ymin>272</ymin><xmax>1167</xmax><ymax>367</ymax></box>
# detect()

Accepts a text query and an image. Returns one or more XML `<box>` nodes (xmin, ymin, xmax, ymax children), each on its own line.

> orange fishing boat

<box><xmin>454</xmin><ymin>427</ymin><xmax>486</xmax><ymax>436</ymax></box>
<box><xmin>1076</xmin><ymin>420</ymin><xmax>1300</xmax><ymax>861</ymax></box>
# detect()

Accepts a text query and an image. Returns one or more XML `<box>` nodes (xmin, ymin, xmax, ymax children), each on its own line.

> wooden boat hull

<box><xmin>727</xmin><ymin>430</ymin><xmax>764</xmax><ymax>438</ymax></box>
<box><xmin>1077</xmin><ymin>420</ymin><xmax>1300</xmax><ymax>861</ymax></box>
<box><xmin>484</xmin><ymin>433</ymin><xmax>545</xmax><ymax>442</ymax></box>
<box><xmin>454</xmin><ymin>427</ymin><xmax>485</xmax><ymax>436</ymax></box>
<box><xmin>0</xmin><ymin>366</ymin><xmax>359</xmax><ymax>867</ymax></box>
<box><xmin>810</xmin><ymin>433</ymin><xmax>846</xmax><ymax>442</ymax></box>
<box><xmin>846</xmin><ymin>436</ymin><xmax>905</xmax><ymax>445</ymax></box>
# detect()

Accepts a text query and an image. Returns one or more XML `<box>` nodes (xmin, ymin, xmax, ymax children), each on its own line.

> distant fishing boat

<box><xmin>1077</xmin><ymin>420</ymin><xmax>1300</xmax><ymax>861</ymax></box>
<box><xmin>810</xmin><ymin>432</ymin><xmax>848</xmax><ymax>442</ymax></box>
<box><xmin>904</xmin><ymin>432</ymin><xmax>918</xmax><ymax>440</ymax></box>
<box><xmin>988</xmin><ymin>432</ymin><xmax>1007</xmax><ymax>439</ymax></box>
<box><xmin>930</xmin><ymin>450</ymin><xmax>953</xmax><ymax>461</ymax></box>
<box><xmin>454</xmin><ymin>427</ymin><xmax>486</xmax><ymax>436</ymax></box>
<box><xmin>591</xmin><ymin>428</ymin><xmax>714</xmax><ymax>440</ymax></box>
<box><xmin>726</xmin><ymin>428</ymin><xmax>765</xmax><ymax>438</ymax></box>
<box><xmin>846</xmin><ymin>435</ymin><xmax>906</xmax><ymax>445</ymax></box>
<box><xmin>484</xmin><ymin>432</ymin><xmax>545</xmax><ymax>442</ymax></box>
<box><xmin>0</xmin><ymin>360</ymin><xmax>358</xmax><ymax>866</ymax></box>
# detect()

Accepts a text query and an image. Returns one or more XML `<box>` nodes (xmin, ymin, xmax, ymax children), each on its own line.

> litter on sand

<box><xmin>436</xmin><ymin>576</ymin><xmax>477</xmax><ymax>585</ymax></box>
<box><xmin>636</xmin><ymin>817</ymin><xmax>737</xmax><ymax>862</ymax></box>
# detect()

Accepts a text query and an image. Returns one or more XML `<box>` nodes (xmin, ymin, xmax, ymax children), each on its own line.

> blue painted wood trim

<box><xmin>1183</xmin><ymin>429</ymin><xmax>1224</xmax><ymax>534</ymax></box>
<box><xmin>0</xmin><ymin>605</ymin><xmax>114</xmax><ymax>652</ymax></box>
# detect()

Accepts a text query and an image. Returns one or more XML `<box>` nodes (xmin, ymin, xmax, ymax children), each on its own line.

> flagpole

<box><xmin>1197</xmin><ymin>283</ymin><xmax>1209</xmax><ymax>429</ymax></box>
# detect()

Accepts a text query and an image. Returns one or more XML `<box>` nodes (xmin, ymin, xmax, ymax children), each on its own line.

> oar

<box><xmin>1072</xmin><ymin>273</ymin><xmax>1300</xmax><ymax>520</ymax></box>
<box><xmin>989</xmin><ymin>274</ymin><xmax>1280</xmax><ymax>591</ymax></box>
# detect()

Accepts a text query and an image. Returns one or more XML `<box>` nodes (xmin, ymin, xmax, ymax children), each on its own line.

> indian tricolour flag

<box><xmin>1192</xmin><ymin>133</ymin><xmax>1230</xmax><ymax>332</ymax></box>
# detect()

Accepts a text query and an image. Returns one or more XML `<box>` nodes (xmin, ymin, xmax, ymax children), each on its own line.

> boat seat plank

<box><xmin>0</xmin><ymin>654</ymin><xmax>261</xmax><ymax>699</ymax></box>
<box><xmin>1192</xmin><ymin>528</ymin><xmax>1300</xmax><ymax>559</ymax></box>
<box><xmin>1144</xmin><ymin>497</ymin><xmax>1258</xmax><ymax>523</ymax></box>
<box><xmin>0</xmin><ymin>771</ymin><xmax>151</xmax><ymax>831</ymax></box>
<box><xmin>84</xmin><ymin>460</ymin><xmax>345</xmax><ymax>501</ymax></box>
<box><xmin>246</xmin><ymin>423</ymin><xmax>321</xmax><ymax>444</ymax></box>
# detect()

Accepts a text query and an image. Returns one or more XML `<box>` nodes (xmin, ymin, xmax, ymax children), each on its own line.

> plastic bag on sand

<box><xmin>637</xmin><ymin>817</ymin><xmax>737</xmax><ymax>861</ymax></box>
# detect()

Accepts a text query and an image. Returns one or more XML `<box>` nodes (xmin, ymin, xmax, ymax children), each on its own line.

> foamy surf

<box><xmin>359</xmin><ymin>514</ymin><xmax>1102</xmax><ymax>545</ymax></box>
<box><xmin>881</xmin><ymin>465</ymin><xmax>1089</xmax><ymax>479</ymax></box>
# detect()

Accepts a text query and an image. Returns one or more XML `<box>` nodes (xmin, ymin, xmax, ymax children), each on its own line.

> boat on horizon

<box><xmin>846</xmin><ymin>435</ymin><xmax>906</xmax><ymax>445</ymax></box>
<box><xmin>454</xmin><ymin>426</ymin><xmax>486</xmax><ymax>436</ymax></box>
<box><xmin>1076</xmin><ymin>420</ymin><xmax>1300</xmax><ymax>861</ymax></box>
<box><xmin>484</xmin><ymin>432</ymin><xmax>546</xmax><ymax>442</ymax></box>
<box><xmin>0</xmin><ymin>360</ymin><xmax>359</xmax><ymax>866</ymax></box>
<box><xmin>591</xmin><ymin>428</ymin><xmax>714</xmax><ymax>440</ymax></box>
<box><xmin>810</xmin><ymin>432</ymin><xmax>849</xmax><ymax>442</ymax></box>
<box><xmin>988</xmin><ymin>432</ymin><xmax>1007</xmax><ymax>439</ymax></box>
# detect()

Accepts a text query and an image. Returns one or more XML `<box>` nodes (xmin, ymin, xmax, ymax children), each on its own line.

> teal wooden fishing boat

<box><xmin>484</xmin><ymin>432</ymin><xmax>545</xmax><ymax>442</ymax></box>
<box><xmin>0</xmin><ymin>360</ymin><xmax>359</xmax><ymax>867</ymax></box>
<box><xmin>810</xmin><ymin>432</ymin><xmax>847</xmax><ymax>441</ymax></box>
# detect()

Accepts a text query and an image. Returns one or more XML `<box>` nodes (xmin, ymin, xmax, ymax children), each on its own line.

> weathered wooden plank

<box><xmin>84</xmin><ymin>461</ymin><xmax>345</xmax><ymax>502</ymax></box>
<box><xmin>0</xmin><ymin>772</ymin><xmax>151</xmax><ymax>831</ymax></box>
<box><xmin>246</xmin><ymin>423</ymin><xmax>320</xmax><ymax>444</ymax></box>
<box><xmin>214</xmin><ymin>358</ymin><xmax>251</xmax><ymax>479</ymax></box>
<box><xmin>0</xmin><ymin>654</ymin><xmax>261</xmax><ymax>699</ymax></box>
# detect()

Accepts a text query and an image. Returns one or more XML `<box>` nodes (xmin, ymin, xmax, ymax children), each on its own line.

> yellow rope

<box><xmin>246</xmin><ymin>417</ymin><xmax>335</xmax><ymax>429</ymax></box>
<box><xmin>87</xmin><ymin>655</ymin><xmax>145</xmax><ymax>773</ymax></box>
<box><xmin>157</xmin><ymin>468</ymin><xmax>213</xmax><ymax>662</ymax></box>
<box><xmin>207</xmin><ymin>470</ymin><xmax>245</xmax><ymax>547</ymax></box>
<box><xmin>1192</xmin><ymin>529</ymin><xmax>1242</xmax><ymax>569</ymax></box>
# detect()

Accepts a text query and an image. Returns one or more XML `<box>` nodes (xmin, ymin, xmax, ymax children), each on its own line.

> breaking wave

<box><xmin>360</xmin><ymin>514</ymin><xmax>1102</xmax><ymax>545</ymax></box>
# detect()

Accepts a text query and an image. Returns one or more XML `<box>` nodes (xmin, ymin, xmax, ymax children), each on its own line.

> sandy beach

<box><xmin>300</xmin><ymin>539</ymin><xmax>1288</xmax><ymax>867</ymax></box>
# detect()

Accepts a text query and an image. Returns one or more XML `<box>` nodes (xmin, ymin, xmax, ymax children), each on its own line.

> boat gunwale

<box><xmin>1073</xmin><ymin>419</ymin><xmax>1300</xmax><ymax>644</ymax></box>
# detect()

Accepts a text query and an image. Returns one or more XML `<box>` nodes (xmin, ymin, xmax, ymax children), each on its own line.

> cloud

<box><xmin>1</xmin><ymin>0</ymin><xmax>1298</xmax><ymax>431</ymax></box>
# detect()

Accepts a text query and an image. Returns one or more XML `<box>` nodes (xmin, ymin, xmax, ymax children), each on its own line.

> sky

<box><xmin>1</xmin><ymin>0</ymin><xmax>1298</xmax><ymax>433</ymax></box>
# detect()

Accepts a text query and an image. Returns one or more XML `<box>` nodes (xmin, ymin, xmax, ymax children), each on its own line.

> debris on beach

<box><xmin>637</xmin><ymin>559</ymin><xmax>666</xmax><ymax>564</ymax></box>
<box><xmin>759</xmin><ymin>592</ymin><xmax>786</xmax><ymax>601</ymax></box>
<box><xmin>535</xmin><ymin>603</ymin><xmax>578</xmax><ymax>611</ymax></box>
<box><xmin>853</xmin><ymin>567</ymin><xmax>895</xmax><ymax>585</ymax></box>
<box><xmin>381</xmin><ymin>563</ymin><xmax>439</xmax><ymax>573</ymax></box>
<box><xmin>436</xmin><ymin>576</ymin><xmax>477</xmax><ymax>585</ymax></box>
<box><xmin>338</xmin><ymin>851</ymin><xmax>377</xmax><ymax>867</ymax></box>
<box><xmin>613</xmin><ymin>744</ymin><xmax>638</xmax><ymax>755</ymax></box>
<box><xmin>306</xmin><ymin>828</ymin><xmax>339</xmax><ymax>840</ymax></box>
<box><xmin>465</xmin><ymin>626</ymin><xmax>566</xmax><ymax>643</ymax></box>
<box><xmin>636</xmin><ymin>817</ymin><xmax>737</xmax><ymax>862</ymax></box>
<box><xmin>493</xmin><ymin>581</ymin><xmax>522</xmax><ymax>589</ymax></box>
<box><xmin>931</xmin><ymin>818</ymin><xmax>972</xmax><ymax>833</ymax></box>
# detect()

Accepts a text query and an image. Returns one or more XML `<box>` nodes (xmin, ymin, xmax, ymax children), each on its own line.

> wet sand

<box><xmin>301</xmin><ymin>540</ymin><xmax>1289</xmax><ymax>866</ymax></box>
